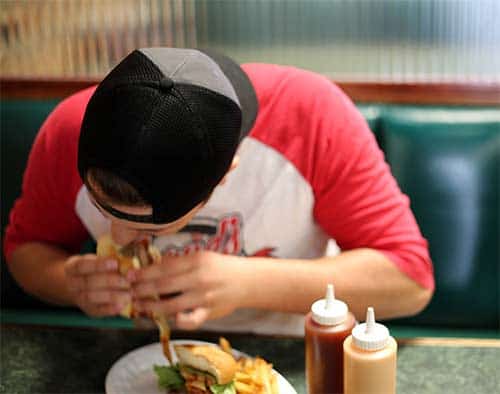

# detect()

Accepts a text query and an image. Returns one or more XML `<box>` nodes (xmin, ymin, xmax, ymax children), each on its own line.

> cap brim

<box><xmin>198</xmin><ymin>49</ymin><xmax>258</xmax><ymax>139</ymax></box>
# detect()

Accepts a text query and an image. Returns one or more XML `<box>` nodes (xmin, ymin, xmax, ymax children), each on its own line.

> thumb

<box><xmin>175</xmin><ymin>308</ymin><xmax>209</xmax><ymax>330</ymax></box>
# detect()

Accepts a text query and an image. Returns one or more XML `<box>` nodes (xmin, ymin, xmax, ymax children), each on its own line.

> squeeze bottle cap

<box><xmin>311</xmin><ymin>284</ymin><xmax>348</xmax><ymax>325</ymax></box>
<box><xmin>352</xmin><ymin>307</ymin><xmax>390</xmax><ymax>351</ymax></box>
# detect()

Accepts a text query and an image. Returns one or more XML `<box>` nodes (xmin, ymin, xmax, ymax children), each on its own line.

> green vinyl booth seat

<box><xmin>2</xmin><ymin>99</ymin><xmax>499</xmax><ymax>330</ymax></box>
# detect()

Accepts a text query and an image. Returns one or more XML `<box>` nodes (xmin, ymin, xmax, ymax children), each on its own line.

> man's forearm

<box><xmin>244</xmin><ymin>248</ymin><xmax>433</xmax><ymax>321</ymax></box>
<box><xmin>7</xmin><ymin>242</ymin><xmax>75</xmax><ymax>306</ymax></box>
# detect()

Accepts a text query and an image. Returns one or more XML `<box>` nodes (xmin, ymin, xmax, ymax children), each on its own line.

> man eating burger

<box><xmin>5</xmin><ymin>47</ymin><xmax>434</xmax><ymax>337</ymax></box>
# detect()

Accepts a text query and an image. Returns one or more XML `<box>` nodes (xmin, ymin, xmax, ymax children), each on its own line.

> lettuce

<box><xmin>209</xmin><ymin>381</ymin><xmax>236</xmax><ymax>394</ymax></box>
<box><xmin>154</xmin><ymin>363</ymin><xmax>236</xmax><ymax>394</ymax></box>
<box><xmin>153</xmin><ymin>364</ymin><xmax>185</xmax><ymax>390</ymax></box>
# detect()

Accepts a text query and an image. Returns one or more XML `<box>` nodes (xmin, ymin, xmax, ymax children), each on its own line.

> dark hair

<box><xmin>86</xmin><ymin>167</ymin><xmax>215</xmax><ymax>209</ymax></box>
<box><xmin>86</xmin><ymin>167</ymin><xmax>149</xmax><ymax>206</ymax></box>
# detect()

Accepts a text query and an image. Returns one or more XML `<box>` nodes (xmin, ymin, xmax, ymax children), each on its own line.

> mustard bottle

<box><xmin>343</xmin><ymin>307</ymin><xmax>397</xmax><ymax>394</ymax></box>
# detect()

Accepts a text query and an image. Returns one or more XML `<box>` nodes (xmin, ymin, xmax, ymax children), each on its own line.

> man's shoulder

<box><xmin>34</xmin><ymin>86</ymin><xmax>97</xmax><ymax>164</ymax></box>
<box><xmin>63</xmin><ymin>85</ymin><xmax>97</xmax><ymax>107</ymax></box>
<box><xmin>240</xmin><ymin>63</ymin><xmax>366</xmax><ymax>181</ymax></box>
<box><xmin>241</xmin><ymin>63</ymin><xmax>348</xmax><ymax>110</ymax></box>
<box><xmin>43</xmin><ymin>86</ymin><xmax>97</xmax><ymax>138</ymax></box>
<box><xmin>241</xmin><ymin>62</ymin><xmax>321</xmax><ymax>77</ymax></box>
<box><xmin>52</xmin><ymin>85</ymin><xmax>96</xmax><ymax>121</ymax></box>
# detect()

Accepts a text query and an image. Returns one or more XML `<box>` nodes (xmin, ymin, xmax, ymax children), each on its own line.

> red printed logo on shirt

<box><xmin>159</xmin><ymin>213</ymin><xmax>274</xmax><ymax>257</ymax></box>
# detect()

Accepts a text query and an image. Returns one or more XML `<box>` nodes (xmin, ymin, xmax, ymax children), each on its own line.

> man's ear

<box><xmin>219</xmin><ymin>155</ymin><xmax>240</xmax><ymax>186</ymax></box>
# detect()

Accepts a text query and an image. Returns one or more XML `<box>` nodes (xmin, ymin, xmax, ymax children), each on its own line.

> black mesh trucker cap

<box><xmin>78</xmin><ymin>48</ymin><xmax>258</xmax><ymax>224</ymax></box>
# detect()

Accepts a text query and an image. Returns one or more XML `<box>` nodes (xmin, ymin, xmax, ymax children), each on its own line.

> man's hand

<box><xmin>65</xmin><ymin>254</ymin><xmax>131</xmax><ymax>317</ymax></box>
<box><xmin>129</xmin><ymin>251</ymin><xmax>252</xmax><ymax>330</ymax></box>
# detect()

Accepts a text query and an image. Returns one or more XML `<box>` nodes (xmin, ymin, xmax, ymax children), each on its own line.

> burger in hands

<box><xmin>97</xmin><ymin>234</ymin><xmax>172</xmax><ymax>363</ymax></box>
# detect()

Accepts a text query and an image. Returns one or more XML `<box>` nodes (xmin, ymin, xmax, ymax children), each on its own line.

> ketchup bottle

<box><xmin>305</xmin><ymin>284</ymin><xmax>356</xmax><ymax>394</ymax></box>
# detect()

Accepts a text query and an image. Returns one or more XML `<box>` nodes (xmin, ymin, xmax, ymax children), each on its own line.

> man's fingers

<box><xmin>67</xmin><ymin>272</ymin><xmax>130</xmax><ymax>292</ymax></box>
<box><xmin>66</xmin><ymin>255</ymin><xmax>118</xmax><ymax>276</ymax></box>
<box><xmin>135</xmin><ymin>290</ymin><xmax>210</xmax><ymax>316</ymax></box>
<box><xmin>132</xmin><ymin>273</ymin><xmax>194</xmax><ymax>299</ymax></box>
<box><xmin>77</xmin><ymin>289</ymin><xmax>131</xmax><ymax>308</ymax></box>
<box><xmin>126</xmin><ymin>263</ymin><xmax>163</xmax><ymax>282</ymax></box>
<box><xmin>175</xmin><ymin>308</ymin><xmax>209</xmax><ymax>330</ymax></box>
<box><xmin>129</xmin><ymin>255</ymin><xmax>193</xmax><ymax>282</ymax></box>
<box><xmin>66</xmin><ymin>255</ymin><xmax>134</xmax><ymax>318</ymax></box>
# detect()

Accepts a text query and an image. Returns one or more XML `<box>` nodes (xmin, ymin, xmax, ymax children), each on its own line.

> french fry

<box><xmin>219</xmin><ymin>336</ymin><xmax>233</xmax><ymax>355</ymax></box>
<box><xmin>231</xmin><ymin>349</ymin><xmax>279</xmax><ymax>394</ymax></box>
<box><xmin>217</xmin><ymin>337</ymin><xmax>279</xmax><ymax>394</ymax></box>
<box><xmin>271</xmin><ymin>374</ymin><xmax>279</xmax><ymax>394</ymax></box>
<box><xmin>234</xmin><ymin>381</ymin><xmax>254</xmax><ymax>394</ymax></box>
<box><xmin>235</xmin><ymin>371</ymin><xmax>253</xmax><ymax>384</ymax></box>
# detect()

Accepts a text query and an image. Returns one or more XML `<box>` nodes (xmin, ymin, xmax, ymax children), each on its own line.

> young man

<box><xmin>4</xmin><ymin>48</ymin><xmax>434</xmax><ymax>335</ymax></box>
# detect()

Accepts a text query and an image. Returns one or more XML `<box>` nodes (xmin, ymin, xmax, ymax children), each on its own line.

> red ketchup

<box><xmin>305</xmin><ymin>284</ymin><xmax>356</xmax><ymax>394</ymax></box>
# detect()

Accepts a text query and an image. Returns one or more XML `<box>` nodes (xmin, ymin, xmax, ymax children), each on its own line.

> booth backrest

<box><xmin>358</xmin><ymin>105</ymin><xmax>500</xmax><ymax>329</ymax></box>
<box><xmin>1</xmin><ymin>99</ymin><xmax>62</xmax><ymax>309</ymax></box>
<box><xmin>1</xmin><ymin>98</ymin><xmax>499</xmax><ymax>329</ymax></box>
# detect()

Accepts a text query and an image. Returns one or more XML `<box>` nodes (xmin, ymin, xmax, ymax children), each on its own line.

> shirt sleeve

<box><xmin>243</xmin><ymin>64</ymin><xmax>434</xmax><ymax>290</ymax></box>
<box><xmin>3</xmin><ymin>90</ymin><xmax>91</xmax><ymax>260</ymax></box>
<box><xmin>312</xmin><ymin>86</ymin><xmax>434</xmax><ymax>290</ymax></box>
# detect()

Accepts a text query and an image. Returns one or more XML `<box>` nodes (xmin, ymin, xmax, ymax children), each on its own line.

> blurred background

<box><xmin>1</xmin><ymin>0</ymin><xmax>499</xmax><ymax>82</ymax></box>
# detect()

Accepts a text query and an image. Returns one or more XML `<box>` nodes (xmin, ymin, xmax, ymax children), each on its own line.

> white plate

<box><xmin>105</xmin><ymin>339</ymin><xmax>297</xmax><ymax>394</ymax></box>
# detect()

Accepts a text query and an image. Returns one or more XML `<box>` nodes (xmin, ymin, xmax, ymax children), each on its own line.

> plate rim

<box><xmin>105</xmin><ymin>339</ymin><xmax>297</xmax><ymax>394</ymax></box>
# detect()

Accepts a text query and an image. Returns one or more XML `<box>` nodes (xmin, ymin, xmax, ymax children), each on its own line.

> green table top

<box><xmin>1</xmin><ymin>323</ymin><xmax>499</xmax><ymax>394</ymax></box>
<box><xmin>2</xmin><ymin>308</ymin><xmax>499</xmax><ymax>339</ymax></box>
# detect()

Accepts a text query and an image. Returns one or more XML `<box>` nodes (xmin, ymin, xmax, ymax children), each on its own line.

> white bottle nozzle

<box><xmin>352</xmin><ymin>306</ymin><xmax>390</xmax><ymax>351</ymax></box>
<box><xmin>311</xmin><ymin>283</ymin><xmax>348</xmax><ymax>326</ymax></box>
<box><xmin>325</xmin><ymin>284</ymin><xmax>335</xmax><ymax>310</ymax></box>
<box><xmin>365</xmin><ymin>307</ymin><xmax>375</xmax><ymax>334</ymax></box>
